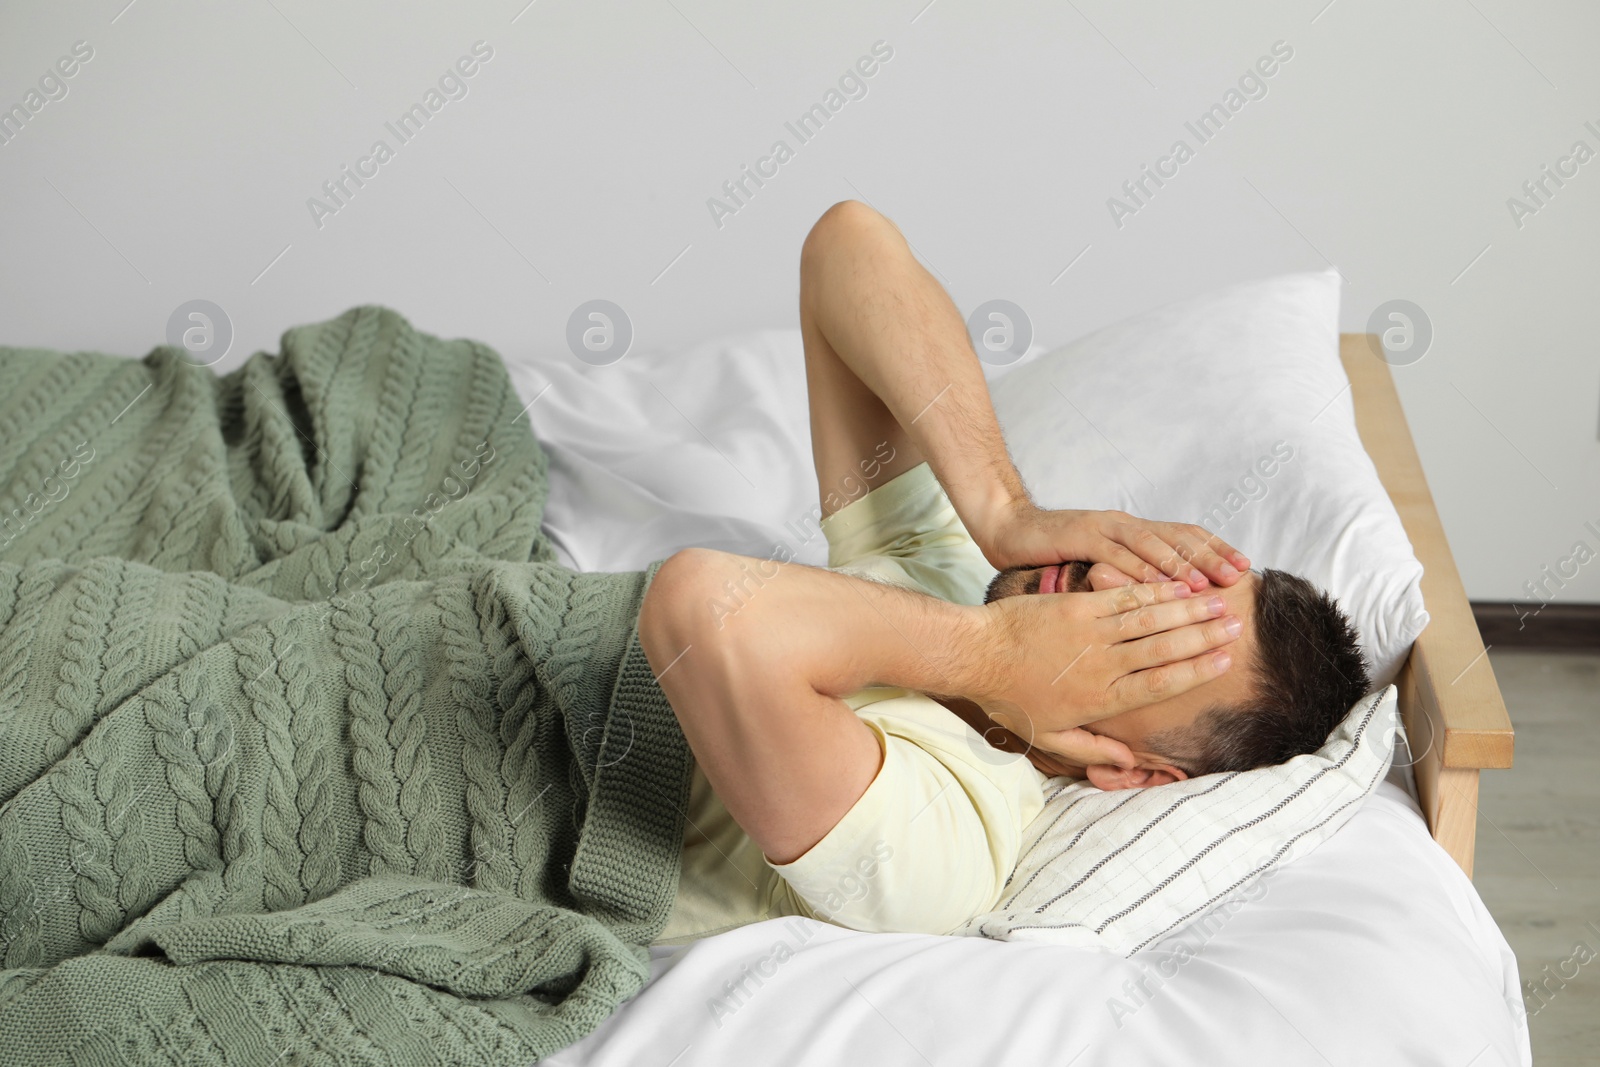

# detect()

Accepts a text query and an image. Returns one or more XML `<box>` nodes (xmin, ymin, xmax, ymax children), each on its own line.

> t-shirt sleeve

<box><xmin>819</xmin><ymin>461</ymin><xmax>996</xmax><ymax>606</ymax></box>
<box><xmin>765</xmin><ymin>693</ymin><xmax>1046</xmax><ymax>936</ymax></box>
<box><xmin>766</xmin><ymin>460</ymin><xmax>1037</xmax><ymax>935</ymax></box>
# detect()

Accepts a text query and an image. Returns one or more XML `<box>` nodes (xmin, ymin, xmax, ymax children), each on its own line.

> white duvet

<box><xmin>504</xmin><ymin>327</ymin><xmax>1531</xmax><ymax>1067</ymax></box>
<box><xmin>547</xmin><ymin>783</ymin><xmax>1525</xmax><ymax>1067</ymax></box>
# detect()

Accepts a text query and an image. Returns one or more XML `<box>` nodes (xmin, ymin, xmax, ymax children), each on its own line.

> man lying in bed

<box><xmin>641</xmin><ymin>200</ymin><xmax>1371</xmax><ymax>944</ymax></box>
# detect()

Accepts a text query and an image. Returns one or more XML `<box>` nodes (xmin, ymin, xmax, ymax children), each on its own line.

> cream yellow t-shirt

<box><xmin>654</xmin><ymin>462</ymin><xmax>1050</xmax><ymax>946</ymax></box>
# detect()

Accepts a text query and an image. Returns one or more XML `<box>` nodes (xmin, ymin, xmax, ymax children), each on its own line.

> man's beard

<box><xmin>982</xmin><ymin>560</ymin><xmax>1092</xmax><ymax>603</ymax></box>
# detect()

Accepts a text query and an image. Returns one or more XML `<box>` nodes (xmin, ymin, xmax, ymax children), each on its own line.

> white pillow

<box><xmin>514</xmin><ymin>330</ymin><xmax>824</xmax><ymax>574</ymax></box>
<box><xmin>953</xmin><ymin>685</ymin><xmax>1398</xmax><ymax>955</ymax></box>
<box><xmin>524</xmin><ymin>270</ymin><xmax>1425</xmax><ymax>685</ymax></box>
<box><xmin>986</xmin><ymin>268</ymin><xmax>1427</xmax><ymax>687</ymax></box>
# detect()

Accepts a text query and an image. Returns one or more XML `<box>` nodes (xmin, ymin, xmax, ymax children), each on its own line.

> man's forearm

<box><xmin>638</xmin><ymin>546</ymin><xmax>1000</xmax><ymax>863</ymax></box>
<box><xmin>800</xmin><ymin>201</ymin><xmax>1028</xmax><ymax>538</ymax></box>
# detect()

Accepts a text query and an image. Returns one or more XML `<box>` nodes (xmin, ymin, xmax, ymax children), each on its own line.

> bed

<box><xmin>1337</xmin><ymin>334</ymin><xmax>1516</xmax><ymax>879</ymax></box>
<box><xmin>0</xmin><ymin>273</ymin><xmax>1525</xmax><ymax>1063</ymax></box>
<box><xmin>511</xmin><ymin>300</ymin><xmax>1528</xmax><ymax>1064</ymax></box>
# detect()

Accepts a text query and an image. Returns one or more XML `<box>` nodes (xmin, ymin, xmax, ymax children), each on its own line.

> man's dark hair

<box><xmin>1150</xmin><ymin>568</ymin><xmax>1371</xmax><ymax>777</ymax></box>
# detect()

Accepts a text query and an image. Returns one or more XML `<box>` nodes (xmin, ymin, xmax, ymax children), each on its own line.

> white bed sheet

<box><xmin>503</xmin><ymin>332</ymin><xmax>1531</xmax><ymax>1067</ymax></box>
<box><xmin>546</xmin><ymin>783</ymin><xmax>1527</xmax><ymax>1067</ymax></box>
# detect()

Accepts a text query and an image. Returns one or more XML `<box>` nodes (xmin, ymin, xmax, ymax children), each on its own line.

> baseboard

<box><xmin>1471</xmin><ymin>601</ymin><xmax>1600</xmax><ymax>651</ymax></box>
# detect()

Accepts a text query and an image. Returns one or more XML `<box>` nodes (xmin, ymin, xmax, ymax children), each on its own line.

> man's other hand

<box><xmin>975</xmin><ymin>502</ymin><xmax>1251</xmax><ymax>591</ymax></box>
<box><xmin>972</xmin><ymin>580</ymin><xmax>1240</xmax><ymax>738</ymax></box>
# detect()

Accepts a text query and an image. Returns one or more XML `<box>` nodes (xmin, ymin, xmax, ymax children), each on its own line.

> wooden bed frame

<box><xmin>1339</xmin><ymin>334</ymin><xmax>1515</xmax><ymax>878</ymax></box>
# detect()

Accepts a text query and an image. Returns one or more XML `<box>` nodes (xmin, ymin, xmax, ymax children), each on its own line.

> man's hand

<box><xmin>971</xmin><ymin>579</ymin><xmax>1240</xmax><ymax>739</ymax></box>
<box><xmin>795</xmin><ymin>200</ymin><xmax>1250</xmax><ymax>594</ymax></box>
<box><xmin>955</xmin><ymin>704</ymin><xmax>1134</xmax><ymax>778</ymax></box>
<box><xmin>975</xmin><ymin>501</ymin><xmax>1251</xmax><ymax>590</ymax></box>
<box><xmin>641</xmin><ymin>550</ymin><xmax>1236</xmax><ymax>863</ymax></box>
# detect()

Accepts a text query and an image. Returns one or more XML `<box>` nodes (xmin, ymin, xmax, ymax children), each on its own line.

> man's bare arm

<box><xmin>798</xmin><ymin>200</ymin><xmax>1248</xmax><ymax>587</ymax></box>
<box><xmin>638</xmin><ymin>548</ymin><xmax>1234</xmax><ymax>864</ymax></box>
<box><xmin>800</xmin><ymin>199</ymin><xmax>1018</xmax><ymax>526</ymax></box>
<box><xmin>641</xmin><ymin>548</ymin><xmax>992</xmax><ymax>863</ymax></box>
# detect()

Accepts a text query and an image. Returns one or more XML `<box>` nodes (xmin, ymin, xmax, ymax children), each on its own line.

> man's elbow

<box><xmin>639</xmin><ymin>547</ymin><xmax>723</xmax><ymax>671</ymax></box>
<box><xmin>811</xmin><ymin>199</ymin><xmax>885</xmax><ymax>233</ymax></box>
<box><xmin>801</xmin><ymin>199</ymin><xmax>902</xmax><ymax>267</ymax></box>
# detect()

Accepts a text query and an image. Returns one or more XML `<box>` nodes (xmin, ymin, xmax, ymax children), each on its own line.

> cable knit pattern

<box><xmin>335</xmin><ymin>591</ymin><xmax>414</xmax><ymax>879</ymax></box>
<box><xmin>440</xmin><ymin>575</ymin><xmax>518</xmax><ymax>894</ymax></box>
<box><xmin>99</xmin><ymin>561</ymin><xmax>150</xmax><ymax>711</ymax></box>
<box><xmin>496</xmin><ymin>603</ymin><xmax>556</xmax><ymax>903</ymax></box>
<box><xmin>0</xmin><ymin>566</ymin><xmax>60</xmax><ymax>766</ymax></box>
<box><xmin>144</xmin><ymin>672</ymin><xmax>226</xmax><ymax>878</ymax></box>
<box><xmin>285</xmin><ymin>620</ymin><xmax>343</xmax><ymax>903</ymax></box>
<box><xmin>234</xmin><ymin>625</ymin><xmax>304</xmax><ymax>913</ymax></box>
<box><xmin>0</xmin><ymin>305</ymin><xmax>691</xmax><ymax>1064</ymax></box>
<box><xmin>0</xmin><ymin>806</ymin><xmax>43</xmax><ymax>969</ymax></box>
<box><xmin>82</xmin><ymin>720</ymin><xmax>157</xmax><ymax>921</ymax></box>
<box><xmin>49</xmin><ymin>757</ymin><xmax>122</xmax><ymax>946</ymax></box>
<box><xmin>47</xmin><ymin>560</ymin><xmax>112</xmax><ymax>764</ymax></box>
<box><xmin>0</xmin><ymin>356</ymin><xmax>80</xmax><ymax>479</ymax></box>
<box><xmin>374</xmin><ymin>583</ymin><xmax>449</xmax><ymax>883</ymax></box>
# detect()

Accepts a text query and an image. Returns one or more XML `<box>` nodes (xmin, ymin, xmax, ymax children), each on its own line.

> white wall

<box><xmin>2</xmin><ymin>0</ymin><xmax>1595</xmax><ymax>603</ymax></box>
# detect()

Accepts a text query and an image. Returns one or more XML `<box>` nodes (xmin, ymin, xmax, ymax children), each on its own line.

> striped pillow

<box><xmin>953</xmin><ymin>686</ymin><xmax>1398</xmax><ymax>955</ymax></box>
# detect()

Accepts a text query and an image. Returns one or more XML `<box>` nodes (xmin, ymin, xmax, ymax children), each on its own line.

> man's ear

<box><xmin>1084</xmin><ymin>761</ymin><xmax>1190</xmax><ymax>791</ymax></box>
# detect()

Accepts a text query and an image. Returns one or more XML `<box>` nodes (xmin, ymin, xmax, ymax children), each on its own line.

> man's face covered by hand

<box><xmin>979</xmin><ymin>561</ymin><xmax>1261</xmax><ymax>787</ymax></box>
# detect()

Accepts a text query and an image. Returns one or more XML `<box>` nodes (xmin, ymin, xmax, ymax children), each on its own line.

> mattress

<box><xmin>504</xmin><ymin>331</ymin><xmax>1532</xmax><ymax>1067</ymax></box>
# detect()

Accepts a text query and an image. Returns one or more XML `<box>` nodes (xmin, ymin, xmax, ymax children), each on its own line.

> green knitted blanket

<box><xmin>0</xmin><ymin>306</ymin><xmax>693</xmax><ymax>1065</ymax></box>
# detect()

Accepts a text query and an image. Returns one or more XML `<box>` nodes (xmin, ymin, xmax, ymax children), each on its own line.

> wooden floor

<box><xmin>1473</xmin><ymin>648</ymin><xmax>1600</xmax><ymax>1067</ymax></box>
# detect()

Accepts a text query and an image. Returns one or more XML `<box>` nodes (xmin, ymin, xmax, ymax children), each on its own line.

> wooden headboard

<box><xmin>1339</xmin><ymin>334</ymin><xmax>1515</xmax><ymax>877</ymax></box>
